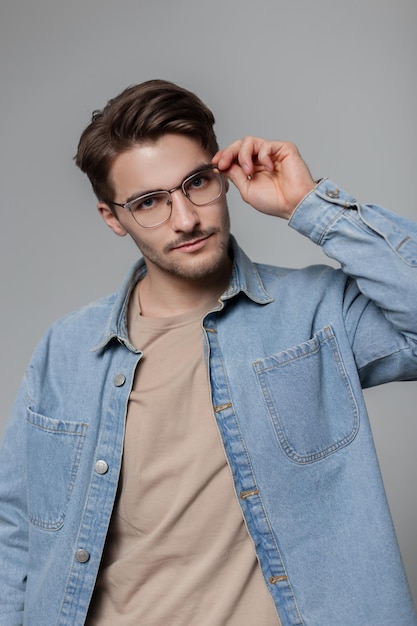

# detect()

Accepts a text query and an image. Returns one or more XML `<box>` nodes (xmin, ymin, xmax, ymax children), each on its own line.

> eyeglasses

<box><xmin>108</xmin><ymin>165</ymin><xmax>225</xmax><ymax>228</ymax></box>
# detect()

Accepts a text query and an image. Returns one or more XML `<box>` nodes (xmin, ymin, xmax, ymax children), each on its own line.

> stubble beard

<box><xmin>138</xmin><ymin>225</ymin><xmax>232</xmax><ymax>282</ymax></box>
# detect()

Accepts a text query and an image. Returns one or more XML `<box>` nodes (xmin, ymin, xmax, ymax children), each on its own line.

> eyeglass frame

<box><xmin>106</xmin><ymin>164</ymin><xmax>225</xmax><ymax>228</ymax></box>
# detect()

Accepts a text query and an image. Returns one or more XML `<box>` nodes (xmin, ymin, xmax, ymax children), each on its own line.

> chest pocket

<box><xmin>26</xmin><ymin>408</ymin><xmax>88</xmax><ymax>530</ymax></box>
<box><xmin>253</xmin><ymin>326</ymin><xmax>359</xmax><ymax>464</ymax></box>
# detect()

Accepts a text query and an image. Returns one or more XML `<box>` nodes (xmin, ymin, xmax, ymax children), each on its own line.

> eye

<box><xmin>139</xmin><ymin>197</ymin><xmax>156</xmax><ymax>210</ymax></box>
<box><xmin>191</xmin><ymin>176</ymin><xmax>205</xmax><ymax>188</ymax></box>
<box><xmin>186</xmin><ymin>171</ymin><xmax>211</xmax><ymax>192</ymax></box>
<box><xmin>130</xmin><ymin>192</ymin><xmax>166</xmax><ymax>212</ymax></box>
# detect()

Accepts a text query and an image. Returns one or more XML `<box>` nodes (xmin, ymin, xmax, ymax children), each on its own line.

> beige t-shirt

<box><xmin>86</xmin><ymin>284</ymin><xmax>281</xmax><ymax>625</ymax></box>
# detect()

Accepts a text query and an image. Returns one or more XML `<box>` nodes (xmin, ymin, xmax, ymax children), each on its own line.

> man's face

<box><xmin>98</xmin><ymin>134</ymin><xmax>231</xmax><ymax>284</ymax></box>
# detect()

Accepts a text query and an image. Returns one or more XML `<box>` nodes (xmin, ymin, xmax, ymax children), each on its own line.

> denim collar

<box><xmin>93</xmin><ymin>236</ymin><xmax>273</xmax><ymax>352</ymax></box>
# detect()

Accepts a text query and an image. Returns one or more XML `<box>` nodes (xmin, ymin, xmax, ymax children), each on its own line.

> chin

<box><xmin>167</xmin><ymin>244</ymin><xmax>231</xmax><ymax>281</ymax></box>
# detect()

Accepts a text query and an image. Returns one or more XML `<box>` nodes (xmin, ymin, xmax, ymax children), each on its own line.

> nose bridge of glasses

<box><xmin>168</xmin><ymin>181</ymin><xmax>189</xmax><ymax>199</ymax></box>
<box><xmin>166</xmin><ymin>181</ymin><xmax>192</xmax><ymax>207</ymax></box>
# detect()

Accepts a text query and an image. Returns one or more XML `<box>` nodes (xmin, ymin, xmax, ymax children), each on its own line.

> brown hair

<box><xmin>75</xmin><ymin>79</ymin><xmax>219</xmax><ymax>203</ymax></box>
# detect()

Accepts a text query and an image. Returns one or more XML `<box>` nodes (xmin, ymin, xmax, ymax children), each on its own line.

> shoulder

<box><xmin>31</xmin><ymin>292</ymin><xmax>118</xmax><ymax>361</ymax></box>
<box><xmin>255</xmin><ymin>261</ymin><xmax>347</xmax><ymax>293</ymax></box>
<box><xmin>51</xmin><ymin>292</ymin><xmax>117</xmax><ymax>334</ymax></box>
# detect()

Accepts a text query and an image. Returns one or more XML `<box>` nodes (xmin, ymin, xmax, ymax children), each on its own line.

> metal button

<box><xmin>113</xmin><ymin>373</ymin><xmax>126</xmax><ymax>387</ymax></box>
<box><xmin>75</xmin><ymin>549</ymin><xmax>90</xmax><ymax>563</ymax></box>
<box><xmin>240</xmin><ymin>488</ymin><xmax>259</xmax><ymax>500</ymax></box>
<box><xmin>95</xmin><ymin>460</ymin><xmax>109</xmax><ymax>475</ymax></box>
<box><xmin>326</xmin><ymin>188</ymin><xmax>340</xmax><ymax>199</ymax></box>
<box><xmin>269</xmin><ymin>575</ymin><xmax>288</xmax><ymax>584</ymax></box>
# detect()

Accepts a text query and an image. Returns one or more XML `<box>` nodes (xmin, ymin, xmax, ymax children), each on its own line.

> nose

<box><xmin>169</xmin><ymin>189</ymin><xmax>201</xmax><ymax>232</ymax></box>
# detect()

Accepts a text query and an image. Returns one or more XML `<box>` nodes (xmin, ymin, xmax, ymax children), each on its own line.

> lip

<box><xmin>171</xmin><ymin>234</ymin><xmax>213</xmax><ymax>253</ymax></box>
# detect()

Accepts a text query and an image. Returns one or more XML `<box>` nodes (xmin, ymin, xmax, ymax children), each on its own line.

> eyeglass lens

<box><xmin>129</xmin><ymin>168</ymin><xmax>223</xmax><ymax>227</ymax></box>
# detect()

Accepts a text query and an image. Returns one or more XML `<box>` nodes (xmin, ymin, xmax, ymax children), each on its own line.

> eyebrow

<box><xmin>124</xmin><ymin>162</ymin><xmax>215</xmax><ymax>205</ymax></box>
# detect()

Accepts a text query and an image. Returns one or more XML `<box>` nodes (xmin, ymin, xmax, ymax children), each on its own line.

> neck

<box><xmin>138</xmin><ymin>261</ymin><xmax>233</xmax><ymax>318</ymax></box>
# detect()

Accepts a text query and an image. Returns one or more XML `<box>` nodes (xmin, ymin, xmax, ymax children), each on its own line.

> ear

<box><xmin>97</xmin><ymin>202</ymin><xmax>128</xmax><ymax>237</ymax></box>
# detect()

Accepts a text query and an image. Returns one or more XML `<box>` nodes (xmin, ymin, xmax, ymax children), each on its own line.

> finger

<box><xmin>212</xmin><ymin>140</ymin><xmax>243</xmax><ymax>171</ymax></box>
<box><xmin>236</xmin><ymin>136</ymin><xmax>285</xmax><ymax>174</ymax></box>
<box><xmin>235</xmin><ymin>136</ymin><xmax>264</xmax><ymax>175</ymax></box>
<box><xmin>214</xmin><ymin>137</ymin><xmax>265</xmax><ymax>175</ymax></box>
<box><xmin>214</xmin><ymin>137</ymin><xmax>290</xmax><ymax>179</ymax></box>
<box><xmin>257</xmin><ymin>142</ymin><xmax>281</xmax><ymax>172</ymax></box>
<box><xmin>221</xmin><ymin>162</ymin><xmax>252</xmax><ymax>193</ymax></box>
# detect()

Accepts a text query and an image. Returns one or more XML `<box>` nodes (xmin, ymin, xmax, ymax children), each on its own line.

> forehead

<box><xmin>110</xmin><ymin>134</ymin><xmax>212</xmax><ymax>198</ymax></box>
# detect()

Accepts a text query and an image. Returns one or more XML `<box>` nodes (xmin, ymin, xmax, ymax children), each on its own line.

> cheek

<box><xmin>129</xmin><ymin>231</ymin><xmax>162</xmax><ymax>255</ymax></box>
<box><xmin>219</xmin><ymin>204</ymin><xmax>231</xmax><ymax>229</ymax></box>
<box><xmin>208</xmin><ymin>199</ymin><xmax>229</xmax><ymax>223</ymax></box>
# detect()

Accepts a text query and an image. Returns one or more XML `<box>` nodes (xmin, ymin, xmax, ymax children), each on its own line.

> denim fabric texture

<box><xmin>1</xmin><ymin>180</ymin><xmax>416</xmax><ymax>625</ymax></box>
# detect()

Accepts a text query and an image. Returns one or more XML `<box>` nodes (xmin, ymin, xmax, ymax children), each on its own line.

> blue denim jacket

<box><xmin>1</xmin><ymin>180</ymin><xmax>417</xmax><ymax>625</ymax></box>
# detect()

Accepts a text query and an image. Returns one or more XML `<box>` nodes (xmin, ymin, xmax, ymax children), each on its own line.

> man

<box><xmin>0</xmin><ymin>79</ymin><xmax>416</xmax><ymax>625</ymax></box>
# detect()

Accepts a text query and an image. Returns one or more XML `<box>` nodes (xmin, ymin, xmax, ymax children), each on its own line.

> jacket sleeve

<box><xmin>289</xmin><ymin>179</ymin><xmax>417</xmax><ymax>387</ymax></box>
<box><xmin>0</xmin><ymin>379</ymin><xmax>29</xmax><ymax>625</ymax></box>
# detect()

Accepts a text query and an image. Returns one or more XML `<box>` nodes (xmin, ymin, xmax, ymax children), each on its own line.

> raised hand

<box><xmin>213</xmin><ymin>136</ymin><xmax>316</xmax><ymax>220</ymax></box>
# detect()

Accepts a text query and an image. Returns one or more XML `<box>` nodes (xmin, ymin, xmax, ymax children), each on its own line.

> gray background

<box><xmin>1</xmin><ymin>0</ymin><xmax>416</xmax><ymax>607</ymax></box>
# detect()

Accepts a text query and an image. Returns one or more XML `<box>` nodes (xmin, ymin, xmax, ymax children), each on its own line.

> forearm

<box><xmin>289</xmin><ymin>179</ymin><xmax>417</xmax><ymax>342</ymax></box>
